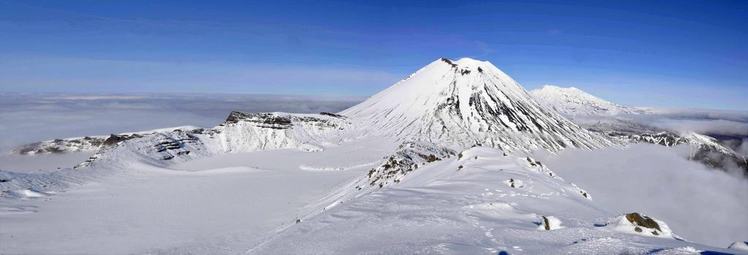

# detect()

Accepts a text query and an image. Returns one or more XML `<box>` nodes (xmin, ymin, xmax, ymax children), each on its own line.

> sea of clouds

<box><xmin>0</xmin><ymin>93</ymin><xmax>361</xmax><ymax>153</ymax></box>
<box><xmin>535</xmin><ymin>144</ymin><xmax>748</xmax><ymax>247</ymax></box>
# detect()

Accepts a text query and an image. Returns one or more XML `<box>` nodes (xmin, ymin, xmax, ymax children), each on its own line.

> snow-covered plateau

<box><xmin>1</xmin><ymin>58</ymin><xmax>746</xmax><ymax>254</ymax></box>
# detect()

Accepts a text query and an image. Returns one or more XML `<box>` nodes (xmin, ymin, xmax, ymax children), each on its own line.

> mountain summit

<box><xmin>342</xmin><ymin>58</ymin><xmax>612</xmax><ymax>152</ymax></box>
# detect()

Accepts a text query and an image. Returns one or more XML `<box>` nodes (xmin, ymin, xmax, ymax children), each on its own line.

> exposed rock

<box><xmin>103</xmin><ymin>134</ymin><xmax>134</xmax><ymax>146</ymax></box>
<box><xmin>625</xmin><ymin>212</ymin><xmax>662</xmax><ymax>232</ymax></box>
<box><xmin>224</xmin><ymin>111</ymin><xmax>344</xmax><ymax>131</ymax></box>
<box><xmin>319</xmin><ymin>112</ymin><xmax>345</xmax><ymax>118</ymax></box>
<box><xmin>367</xmin><ymin>142</ymin><xmax>455</xmax><ymax>187</ymax></box>
<box><xmin>225</xmin><ymin>112</ymin><xmax>293</xmax><ymax>129</ymax></box>
<box><xmin>439</xmin><ymin>57</ymin><xmax>457</xmax><ymax>68</ymax></box>
<box><xmin>506</xmin><ymin>178</ymin><xmax>524</xmax><ymax>188</ymax></box>
<box><xmin>537</xmin><ymin>216</ymin><xmax>563</xmax><ymax>231</ymax></box>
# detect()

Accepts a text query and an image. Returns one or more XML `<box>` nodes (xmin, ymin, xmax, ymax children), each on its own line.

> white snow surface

<box><xmin>0</xmin><ymin>152</ymin><xmax>92</xmax><ymax>173</ymax></box>
<box><xmin>248</xmin><ymin>147</ymin><xmax>728</xmax><ymax>254</ymax></box>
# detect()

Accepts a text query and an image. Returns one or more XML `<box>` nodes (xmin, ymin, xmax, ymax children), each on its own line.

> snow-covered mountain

<box><xmin>343</xmin><ymin>58</ymin><xmax>612</xmax><ymax>152</ymax></box>
<box><xmin>530</xmin><ymin>85</ymin><xmax>645</xmax><ymax>116</ymax></box>
<box><xmin>2</xmin><ymin>58</ymin><xmax>746</xmax><ymax>254</ymax></box>
<box><xmin>530</xmin><ymin>85</ymin><xmax>747</xmax><ymax>175</ymax></box>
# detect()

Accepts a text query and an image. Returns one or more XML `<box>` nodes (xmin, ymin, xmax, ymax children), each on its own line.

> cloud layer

<box><xmin>536</xmin><ymin>144</ymin><xmax>748</xmax><ymax>247</ymax></box>
<box><xmin>0</xmin><ymin>93</ymin><xmax>361</xmax><ymax>152</ymax></box>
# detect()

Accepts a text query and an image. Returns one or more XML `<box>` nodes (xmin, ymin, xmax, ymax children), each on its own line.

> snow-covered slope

<box><xmin>530</xmin><ymin>85</ymin><xmax>644</xmax><ymax>116</ymax></box>
<box><xmin>531</xmin><ymin>85</ymin><xmax>748</xmax><ymax>175</ymax></box>
<box><xmin>343</xmin><ymin>58</ymin><xmax>612</xmax><ymax>152</ymax></box>
<box><xmin>249</xmin><ymin>147</ymin><xmax>734</xmax><ymax>254</ymax></box>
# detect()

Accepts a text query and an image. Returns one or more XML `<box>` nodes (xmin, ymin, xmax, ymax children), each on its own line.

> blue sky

<box><xmin>1</xmin><ymin>0</ymin><xmax>746</xmax><ymax>110</ymax></box>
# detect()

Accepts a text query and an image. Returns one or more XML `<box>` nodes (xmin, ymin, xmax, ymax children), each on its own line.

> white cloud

<box><xmin>623</xmin><ymin>108</ymin><xmax>748</xmax><ymax>137</ymax></box>
<box><xmin>535</xmin><ymin>144</ymin><xmax>748</xmax><ymax>247</ymax></box>
<box><xmin>650</xmin><ymin>118</ymin><xmax>748</xmax><ymax>137</ymax></box>
<box><xmin>738</xmin><ymin>139</ymin><xmax>748</xmax><ymax>156</ymax></box>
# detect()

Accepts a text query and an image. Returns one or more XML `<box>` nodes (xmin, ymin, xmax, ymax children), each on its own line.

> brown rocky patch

<box><xmin>625</xmin><ymin>212</ymin><xmax>662</xmax><ymax>232</ymax></box>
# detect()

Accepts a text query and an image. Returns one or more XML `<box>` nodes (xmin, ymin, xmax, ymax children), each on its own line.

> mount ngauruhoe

<box><xmin>343</xmin><ymin>58</ymin><xmax>612</xmax><ymax>152</ymax></box>
<box><xmin>2</xmin><ymin>58</ymin><xmax>745</xmax><ymax>254</ymax></box>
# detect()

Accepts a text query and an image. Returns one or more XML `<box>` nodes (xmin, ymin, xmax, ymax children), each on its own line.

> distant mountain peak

<box><xmin>530</xmin><ymin>85</ymin><xmax>643</xmax><ymax>116</ymax></box>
